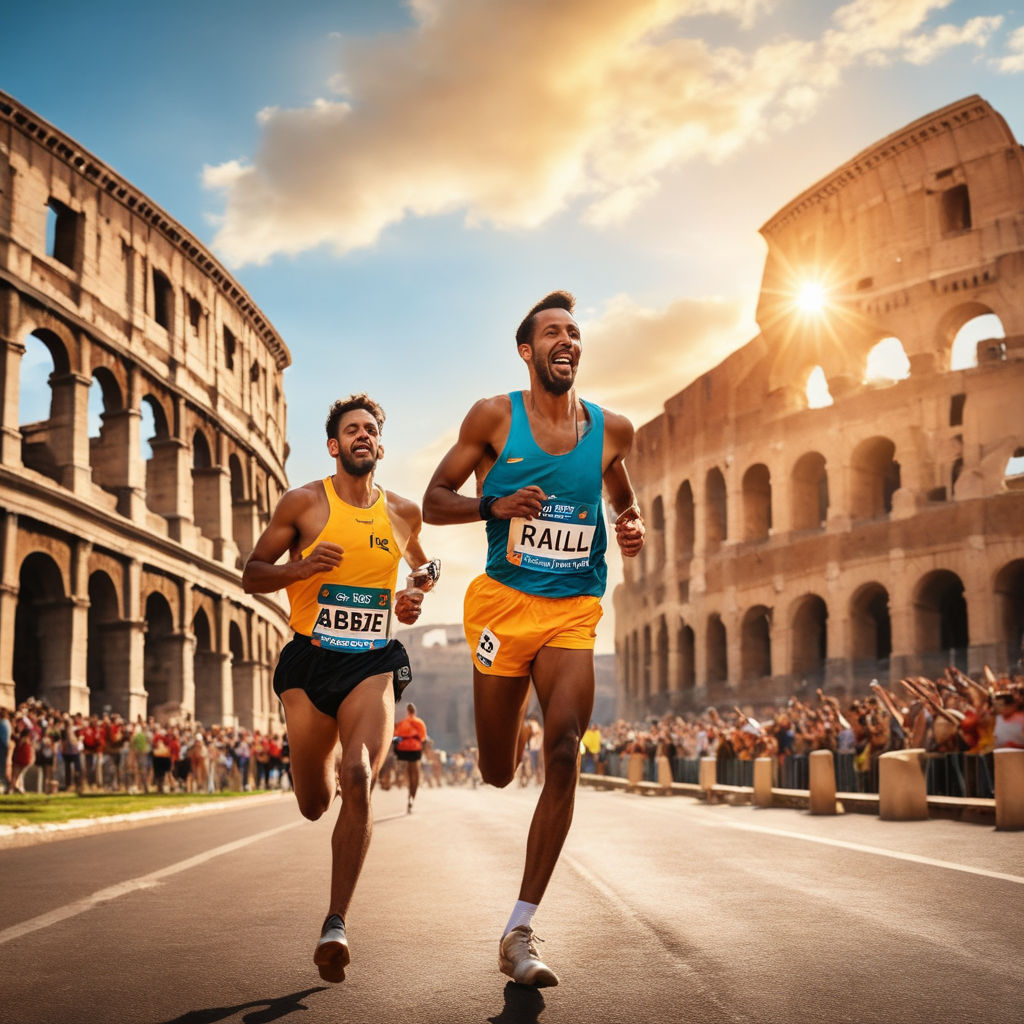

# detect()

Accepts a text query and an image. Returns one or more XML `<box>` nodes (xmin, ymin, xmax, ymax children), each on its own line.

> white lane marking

<box><xmin>0</xmin><ymin>821</ymin><xmax>300</xmax><ymax>946</ymax></box>
<box><xmin>697</xmin><ymin>814</ymin><xmax>1024</xmax><ymax>886</ymax></box>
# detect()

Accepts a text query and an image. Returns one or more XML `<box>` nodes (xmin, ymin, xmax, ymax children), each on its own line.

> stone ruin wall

<box><xmin>0</xmin><ymin>90</ymin><xmax>292</xmax><ymax>731</ymax></box>
<box><xmin>614</xmin><ymin>95</ymin><xmax>1024</xmax><ymax>718</ymax></box>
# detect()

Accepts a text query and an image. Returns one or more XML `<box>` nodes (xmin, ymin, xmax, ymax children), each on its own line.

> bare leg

<box><xmin>329</xmin><ymin>673</ymin><xmax>395</xmax><ymax>920</ymax></box>
<box><xmin>518</xmin><ymin>647</ymin><xmax>593</xmax><ymax>905</ymax></box>
<box><xmin>473</xmin><ymin>668</ymin><xmax>532</xmax><ymax>787</ymax></box>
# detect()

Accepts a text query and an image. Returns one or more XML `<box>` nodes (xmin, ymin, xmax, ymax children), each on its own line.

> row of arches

<box><xmin>10</xmin><ymin>544</ymin><xmax>284</xmax><ymax>729</ymax></box>
<box><xmin>18</xmin><ymin>327</ymin><xmax>282</xmax><ymax>565</ymax></box>
<box><xmin>621</xmin><ymin>561</ymin><xmax>1024</xmax><ymax>703</ymax></box>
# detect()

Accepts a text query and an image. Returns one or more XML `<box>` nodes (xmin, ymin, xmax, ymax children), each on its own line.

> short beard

<box><xmin>535</xmin><ymin>359</ymin><xmax>575</xmax><ymax>396</ymax></box>
<box><xmin>338</xmin><ymin>450</ymin><xmax>376</xmax><ymax>477</ymax></box>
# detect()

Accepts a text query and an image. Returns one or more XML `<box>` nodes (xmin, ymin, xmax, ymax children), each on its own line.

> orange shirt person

<box><xmin>393</xmin><ymin>703</ymin><xmax>428</xmax><ymax>813</ymax></box>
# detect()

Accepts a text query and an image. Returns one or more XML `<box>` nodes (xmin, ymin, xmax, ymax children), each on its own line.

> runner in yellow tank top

<box><xmin>243</xmin><ymin>393</ymin><xmax>439</xmax><ymax>985</ymax></box>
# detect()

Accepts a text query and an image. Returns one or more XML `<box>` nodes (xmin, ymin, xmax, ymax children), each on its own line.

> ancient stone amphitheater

<box><xmin>0</xmin><ymin>91</ymin><xmax>291</xmax><ymax>731</ymax></box>
<box><xmin>615</xmin><ymin>95</ymin><xmax>1024</xmax><ymax>717</ymax></box>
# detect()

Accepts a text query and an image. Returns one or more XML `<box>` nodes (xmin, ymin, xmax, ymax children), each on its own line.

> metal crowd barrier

<box><xmin>601</xmin><ymin>749</ymin><xmax>996</xmax><ymax>799</ymax></box>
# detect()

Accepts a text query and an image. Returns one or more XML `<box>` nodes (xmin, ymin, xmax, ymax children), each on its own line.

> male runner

<box><xmin>422</xmin><ymin>291</ymin><xmax>645</xmax><ymax>987</ymax></box>
<box><xmin>393</xmin><ymin>701</ymin><xmax>428</xmax><ymax>813</ymax></box>
<box><xmin>243</xmin><ymin>393</ymin><xmax>436</xmax><ymax>984</ymax></box>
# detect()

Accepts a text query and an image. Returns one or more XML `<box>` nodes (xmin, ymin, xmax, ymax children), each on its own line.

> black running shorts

<box><xmin>273</xmin><ymin>634</ymin><xmax>412</xmax><ymax>718</ymax></box>
<box><xmin>395</xmin><ymin>749</ymin><xmax>422</xmax><ymax>762</ymax></box>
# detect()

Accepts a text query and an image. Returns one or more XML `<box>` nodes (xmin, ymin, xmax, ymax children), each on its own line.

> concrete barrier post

<box><xmin>753</xmin><ymin>757</ymin><xmax>773</xmax><ymax>807</ymax></box>
<box><xmin>657</xmin><ymin>755</ymin><xmax>673</xmax><ymax>791</ymax></box>
<box><xmin>994</xmin><ymin>748</ymin><xmax>1024</xmax><ymax>830</ymax></box>
<box><xmin>699</xmin><ymin>756</ymin><xmax>717</xmax><ymax>802</ymax></box>
<box><xmin>878</xmin><ymin>749</ymin><xmax>928</xmax><ymax>821</ymax></box>
<box><xmin>809</xmin><ymin>749</ymin><xmax>838</xmax><ymax>815</ymax></box>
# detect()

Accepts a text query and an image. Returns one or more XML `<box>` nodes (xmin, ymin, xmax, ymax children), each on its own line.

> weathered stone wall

<box><xmin>615</xmin><ymin>95</ymin><xmax>1024</xmax><ymax>718</ymax></box>
<box><xmin>0</xmin><ymin>91</ymin><xmax>291</xmax><ymax>730</ymax></box>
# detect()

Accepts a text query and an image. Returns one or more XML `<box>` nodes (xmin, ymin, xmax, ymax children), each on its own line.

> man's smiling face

<box><xmin>331</xmin><ymin>408</ymin><xmax>381</xmax><ymax>477</ymax></box>
<box><xmin>523</xmin><ymin>307</ymin><xmax>581</xmax><ymax>396</ymax></box>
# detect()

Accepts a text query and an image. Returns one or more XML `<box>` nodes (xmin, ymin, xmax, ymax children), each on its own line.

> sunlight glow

<box><xmin>797</xmin><ymin>282</ymin><xmax>827</xmax><ymax>313</ymax></box>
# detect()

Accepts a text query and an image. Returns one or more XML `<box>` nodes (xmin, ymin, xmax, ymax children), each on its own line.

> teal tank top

<box><xmin>482</xmin><ymin>391</ymin><xmax>608</xmax><ymax>598</ymax></box>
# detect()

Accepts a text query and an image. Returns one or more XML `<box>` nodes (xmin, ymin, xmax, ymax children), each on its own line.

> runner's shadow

<box><xmin>155</xmin><ymin>986</ymin><xmax>328</xmax><ymax>1024</ymax></box>
<box><xmin>487</xmin><ymin>981</ymin><xmax>546</xmax><ymax>1024</ymax></box>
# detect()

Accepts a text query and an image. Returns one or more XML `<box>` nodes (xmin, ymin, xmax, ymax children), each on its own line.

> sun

<box><xmin>797</xmin><ymin>281</ymin><xmax>827</xmax><ymax>313</ymax></box>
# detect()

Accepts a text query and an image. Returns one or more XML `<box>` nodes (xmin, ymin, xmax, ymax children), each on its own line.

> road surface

<box><xmin>1</xmin><ymin>784</ymin><xmax>1021</xmax><ymax>1024</ymax></box>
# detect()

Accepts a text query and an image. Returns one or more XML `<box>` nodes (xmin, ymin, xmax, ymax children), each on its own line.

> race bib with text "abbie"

<box><xmin>312</xmin><ymin>584</ymin><xmax>391</xmax><ymax>651</ymax></box>
<box><xmin>506</xmin><ymin>499</ymin><xmax>598</xmax><ymax>573</ymax></box>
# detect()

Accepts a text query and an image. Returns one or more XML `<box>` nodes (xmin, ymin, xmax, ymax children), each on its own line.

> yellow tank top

<box><xmin>286</xmin><ymin>479</ymin><xmax>402</xmax><ymax>651</ymax></box>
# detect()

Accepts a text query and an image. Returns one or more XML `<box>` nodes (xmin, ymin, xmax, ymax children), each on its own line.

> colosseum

<box><xmin>614</xmin><ymin>94</ymin><xmax>1024</xmax><ymax>718</ymax></box>
<box><xmin>0</xmin><ymin>90</ymin><xmax>291</xmax><ymax>731</ymax></box>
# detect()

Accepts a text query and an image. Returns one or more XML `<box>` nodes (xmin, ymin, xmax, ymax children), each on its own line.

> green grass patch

<box><xmin>0</xmin><ymin>791</ymin><xmax>262</xmax><ymax>828</ymax></box>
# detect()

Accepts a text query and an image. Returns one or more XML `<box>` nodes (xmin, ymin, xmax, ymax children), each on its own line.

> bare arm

<box><xmin>242</xmin><ymin>487</ymin><xmax>341</xmax><ymax>595</ymax></box>
<box><xmin>602</xmin><ymin>409</ymin><xmax>645</xmax><ymax>558</ymax></box>
<box><xmin>386</xmin><ymin>491</ymin><xmax>432</xmax><ymax>626</ymax></box>
<box><xmin>422</xmin><ymin>396</ymin><xmax>546</xmax><ymax>525</ymax></box>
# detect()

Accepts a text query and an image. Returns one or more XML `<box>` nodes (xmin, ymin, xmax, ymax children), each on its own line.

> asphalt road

<box><xmin>1</xmin><ymin>784</ymin><xmax>1021</xmax><ymax>1024</ymax></box>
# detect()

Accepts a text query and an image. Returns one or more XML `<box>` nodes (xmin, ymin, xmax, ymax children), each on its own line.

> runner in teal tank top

<box><xmin>482</xmin><ymin>390</ymin><xmax>608</xmax><ymax>599</ymax></box>
<box><xmin>424</xmin><ymin>290</ymin><xmax>646</xmax><ymax>990</ymax></box>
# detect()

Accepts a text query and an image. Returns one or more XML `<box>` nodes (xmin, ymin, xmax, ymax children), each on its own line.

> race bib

<box><xmin>506</xmin><ymin>499</ymin><xmax>597</xmax><ymax>573</ymax></box>
<box><xmin>312</xmin><ymin>584</ymin><xmax>391</xmax><ymax>651</ymax></box>
<box><xmin>475</xmin><ymin>627</ymin><xmax>500</xmax><ymax>668</ymax></box>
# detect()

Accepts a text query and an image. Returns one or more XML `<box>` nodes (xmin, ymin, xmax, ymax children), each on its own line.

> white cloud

<box><xmin>991</xmin><ymin>24</ymin><xmax>1024</xmax><ymax>73</ymax></box>
<box><xmin>205</xmin><ymin>0</ymin><xmax>1001</xmax><ymax>266</ymax></box>
<box><xmin>903</xmin><ymin>15</ymin><xmax>1002</xmax><ymax>65</ymax></box>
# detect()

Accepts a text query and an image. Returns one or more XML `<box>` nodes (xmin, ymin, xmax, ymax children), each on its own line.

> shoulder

<box><xmin>384</xmin><ymin>489</ymin><xmax>422</xmax><ymax>529</ymax></box>
<box><xmin>461</xmin><ymin>394</ymin><xmax>513</xmax><ymax>435</ymax></box>
<box><xmin>277</xmin><ymin>479</ymin><xmax>326</xmax><ymax>514</ymax></box>
<box><xmin>594</xmin><ymin>405</ymin><xmax>635</xmax><ymax>451</ymax></box>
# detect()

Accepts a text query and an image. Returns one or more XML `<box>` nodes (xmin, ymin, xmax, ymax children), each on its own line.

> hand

<box><xmin>615</xmin><ymin>506</ymin><xmax>645</xmax><ymax>557</ymax></box>
<box><xmin>297</xmin><ymin>542</ymin><xmax>343</xmax><ymax>578</ymax></box>
<box><xmin>493</xmin><ymin>485</ymin><xmax>547</xmax><ymax>520</ymax></box>
<box><xmin>394</xmin><ymin>588</ymin><xmax>424</xmax><ymax>625</ymax></box>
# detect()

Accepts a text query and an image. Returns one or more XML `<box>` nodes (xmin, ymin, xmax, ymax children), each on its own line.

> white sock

<box><xmin>503</xmin><ymin>900</ymin><xmax>538</xmax><ymax>937</ymax></box>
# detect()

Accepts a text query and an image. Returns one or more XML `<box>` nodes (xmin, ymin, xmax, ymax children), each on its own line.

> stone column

<box><xmin>0</xmin><ymin>334</ymin><xmax>25</xmax><ymax>467</ymax></box>
<box><xmin>93</xmin><ymin>407</ymin><xmax>145</xmax><ymax>520</ymax></box>
<box><xmin>146</xmin><ymin>436</ymin><xmax>191</xmax><ymax>541</ymax></box>
<box><xmin>100</xmin><ymin>620</ymin><xmax>148</xmax><ymax>721</ymax></box>
<box><xmin>0</xmin><ymin>511</ymin><xmax>18</xmax><ymax>706</ymax></box>
<box><xmin>48</xmin><ymin>370</ymin><xmax>93</xmax><ymax>495</ymax></box>
<box><xmin>231</xmin><ymin>659</ymin><xmax>258</xmax><ymax>730</ymax></box>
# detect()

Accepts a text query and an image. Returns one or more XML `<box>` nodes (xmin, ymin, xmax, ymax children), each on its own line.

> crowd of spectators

<box><xmin>0</xmin><ymin>699</ymin><xmax>291</xmax><ymax>796</ymax></box>
<box><xmin>585</xmin><ymin>668</ymin><xmax>1024</xmax><ymax>797</ymax></box>
<box><xmin>3</xmin><ymin>668</ymin><xmax>1022</xmax><ymax>801</ymax></box>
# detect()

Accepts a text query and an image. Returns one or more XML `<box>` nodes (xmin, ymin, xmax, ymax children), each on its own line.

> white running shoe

<box><xmin>498</xmin><ymin>925</ymin><xmax>559</xmax><ymax>987</ymax></box>
<box><xmin>313</xmin><ymin>914</ymin><xmax>350</xmax><ymax>983</ymax></box>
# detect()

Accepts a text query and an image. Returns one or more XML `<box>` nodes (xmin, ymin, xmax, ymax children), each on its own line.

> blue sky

<box><xmin>6</xmin><ymin>0</ymin><xmax>1024</xmax><ymax>647</ymax></box>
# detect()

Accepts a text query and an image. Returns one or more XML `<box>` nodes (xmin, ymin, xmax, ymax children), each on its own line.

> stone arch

<box><xmin>653</xmin><ymin>614</ymin><xmax>668</xmax><ymax>697</ymax></box>
<box><xmin>144</xmin><ymin>592</ymin><xmax>176</xmax><ymax>719</ymax></box>
<box><xmin>913</xmin><ymin>570</ymin><xmax>968</xmax><ymax>673</ymax></box>
<box><xmin>849</xmin><ymin>436</ymin><xmax>900</xmax><ymax>519</ymax></box>
<box><xmin>650</xmin><ymin>495</ymin><xmax>665</xmax><ymax>568</ymax></box>
<box><xmin>791</xmin><ymin>452</ymin><xmax>828</xmax><ymax>531</ymax></box>
<box><xmin>19</xmin><ymin>328</ymin><xmax>73</xmax><ymax>482</ymax></box>
<box><xmin>229</xmin><ymin>452</ymin><xmax>254</xmax><ymax>559</ymax></box>
<box><xmin>88</xmin><ymin>366</ymin><xmax>130</xmax><ymax>507</ymax></box>
<box><xmin>1004</xmin><ymin>447</ymin><xmax>1024</xmax><ymax>492</ymax></box>
<box><xmin>193</xmin><ymin>600</ymin><xmax>223</xmax><ymax>726</ymax></box>
<box><xmin>949</xmin><ymin>310</ymin><xmax>1006</xmax><ymax>370</ymax></box>
<box><xmin>740</xmin><ymin>605</ymin><xmax>772</xmax><ymax>683</ymax></box>
<box><xmin>849</xmin><ymin>582</ymin><xmax>892</xmax><ymax>676</ymax></box>
<box><xmin>791</xmin><ymin>593</ymin><xmax>828</xmax><ymax>685</ymax></box>
<box><xmin>864</xmin><ymin>336</ymin><xmax>910</xmax><ymax>383</ymax></box>
<box><xmin>141</xmin><ymin>393</ymin><xmax>177</xmax><ymax>526</ymax></box>
<box><xmin>677</xmin><ymin>622</ymin><xmax>695</xmax><ymax>691</ymax></box>
<box><xmin>805</xmin><ymin>365</ymin><xmax>833</xmax><ymax>409</ymax></box>
<box><xmin>191</xmin><ymin>427</ymin><xmax>220</xmax><ymax>544</ymax></box>
<box><xmin>993</xmin><ymin>560</ymin><xmax>1024</xmax><ymax>671</ymax></box>
<box><xmin>706</xmin><ymin>612</ymin><xmax>727</xmax><ymax>686</ymax></box>
<box><xmin>674</xmin><ymin>480</ymin><xmax>694</xmax><ymax>562</ymax></box>
<box><xmin>13</xmin><ymin>551</ymin><xmax>67</xmax><ymax>707</ymax></box>
<box><xmin>87</xmin><ymin>570</ymin><xmax>121</xmax><ymax>715</ymax></box>
<box><xmin>705</xmin><ymin>467</ymin><xmax>727</xmax><ymax>552</ymax></box>
<box><xmin>742</xmin><ymin>464</ymin><xmax>772</xmax><ymax>541</ymax></box>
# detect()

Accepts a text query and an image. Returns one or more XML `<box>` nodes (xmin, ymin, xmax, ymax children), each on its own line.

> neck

<box><xmin>331</xmin><ymin>469</ymin><xmax>377</xmax><ymax>508</ymax></box>
<box><xmin>526</xmin><ymin>384</ymin><xmax>578</xmax><ymax>421</ymax></box>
